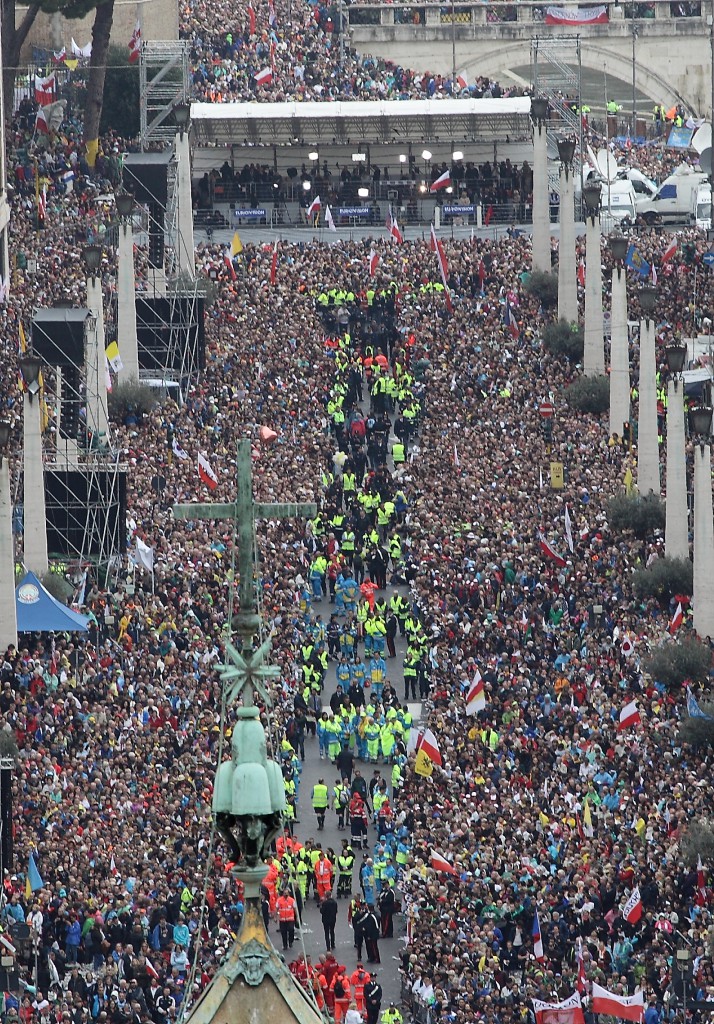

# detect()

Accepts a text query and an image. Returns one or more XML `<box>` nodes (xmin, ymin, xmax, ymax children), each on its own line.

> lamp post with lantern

<box><xmin>173</xmin><ymin>103</ymin><xmax>195</xmax><ymax>279</ymax></box>
<box><xmin>115</xmin><ymin>190</ymin><xmax>139</xmax><ymax>382</ymax></box>
<box><xmin>664</xmin><ymin>338</ymin><xmax>689</xmax><ymax>560</ymax></box>
<box><xmin>583</xmin><ymin>179</ymin><xmax>605</xmax><ymax>377</ymax></box>
<box><xmin>637</xmin><ymin>285</ymin><xmax>660</xmax><ymax>496</ymax></box>
<box><xmin>609</xmin><ymin>232</ymin><xmax>630</xmax><ymax>439</ymax></box>
<box><xmin>557</xmin><ymin>136</ymin><xmax>577</xmax><ymax>323</ymax></box>
<box><xmin>83</xmin><ymin>245</ymin><xmax>110</xmax><ymax>449</ymax></box>
<box><xmin>19</xmin><ymin>352</ymin><xmax>48</xmax><ymax>575</ymax></box>
<box><xmin>530</xmin><ymin>97</ymin><xmax>550</xmax><ymax>273</ymax></box>
<box><xmin>0</xmin><ymin>421</ymin><xmax>17</xmax><ymax>652</ymax></box>
<box><xmin>690</xmin><ymin>402</ymin><xmax>714</xmax><ymax>637</ymax></box>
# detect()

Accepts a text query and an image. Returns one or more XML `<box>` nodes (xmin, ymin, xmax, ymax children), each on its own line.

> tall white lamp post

<box><xmin>115</xmin><ymin>190</ymin><xmax>139</xmax><ymax>382</ymax></box>
<box><xmin>664</xmin><ymin>340</ymin><xmax>689</xmax><ymax>560</ymax></box>
<box><xmin>173</xmin><ymin>103</ymin><xmax>195</xmax><ymax>279</ymax></box>
<box><xmin>582</xmin><ymin>179</ymin><xmax>605</xmax><ymax>377</ymax></box>
<box><xmin>690</xmin><ymin>403</ymin><xmax>714</xmax><ymax>638</ymax></box>
<box><xmin>557</xmin><ymin>136</ymin><xmax>577</xmax><ymax>324</ymax></box>
<box><xmin>636</xmin><ymin>285</ymin><xmax>660</xmax><ymax>496</ymax></box>
<box><xmin>20</xmin><ymin>353</ymin><xmax>48</xmax><ymax>576</ymax></box>
<box><xmin>609</xmin><ymin>232</ymin><xmax>630</xmax><ymax>439</ymax></box>
<box><xmin>0</xmin><ymin>421</ymin><xmax>17</xmax><ymax>652</ymax></box>
<box><xmin>83</xmin><ymin>245</ymin><xmax>110</xmax><ymax>448</ymax></box>
<box><xmin>530</xmin><ymin>96</ymin><xmax>550</xmax><ymax>274</ymax></box>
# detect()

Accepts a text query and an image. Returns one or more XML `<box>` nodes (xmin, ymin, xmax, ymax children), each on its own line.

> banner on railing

<box><xmin>544</xmin><ymin>5</ymin><xmax>608</xmax><ymax>23</ymax></box>
<box><xmin>232</xmin><ymin>208</ymin><xmax>267</xmax><ymax>219</ymax></box>
<box><xmin>443</xmin><ymin>204</ymin><xmax>475</xmax><ymax>215</ymax></box>
<box><xmin>338</xmin><ymin>206</ymin><xmax>371</xmax><ymax>216</ymax></box>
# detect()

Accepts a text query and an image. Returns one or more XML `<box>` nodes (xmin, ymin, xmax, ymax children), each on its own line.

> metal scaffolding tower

<box><xmin>531</xmin><ymin>36</ymin><xmax>584</xmax><ymax>192</ymax></box>
<box><xmin>139</xmin><ymin>40</ymin><xmax>190</xmax><ymax>147</ymax></box>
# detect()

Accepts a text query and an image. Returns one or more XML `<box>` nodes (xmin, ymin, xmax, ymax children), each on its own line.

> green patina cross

<box><xmin>172</xmin><ymin>437</ymin><xmax>317</xmax><ymax>707</ymax></box>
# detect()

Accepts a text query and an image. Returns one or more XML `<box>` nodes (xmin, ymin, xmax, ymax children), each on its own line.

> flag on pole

<box><xmin>409</xmin><ymin>727</ymin><xmax>442</xmax><ymax>766</ymax></box>
<box><xmin>198</xmin><ymin>453</ymin><xmax>218</xmax><ymax>490</ymax></box>
<box><xmin>414</xmin><ymin>749</ymin><xmax>433</xmax><ymax>776</ymax></box>
<box><xmin>35</xmin><ymin>107</ymin><xmax>49</xmax><ymax>134</ymax></box>
<box><xmin>430</xmin><ymin>224</ymin><xmax>453</xmax><ymax>312</ymax></box>
<box><xmin>110</xmin><ymin>854</ymin><xmax>117</xmax><ymax>876</ymax></box>
<box><xmin>618</xmin><ymin>699</ymin><xmax>641</xmax><ymax>731</ymax></box>
<box><xmin>18</xmin><ymin>321</ymin><xmax>27</xmax><ymax>356</ymax></box>
<box><xmin>623</xmin><ymin>885</ymin><xmax>642</xmax><ymax>923</ymax></box>
<box><xmin>52</xmin><ymin>46</ymin><xmax>66</xmax><ymax>63</ymax></box>
<box><xmin>255</xmin><ymin>66</ymin><xmax>272</xmax><ymax>86</ymax></box>
<box><xmin>171</xmin><ymin>437</ymin><xmax>188</xmax><ymax>460</ymax></box>
<box><xmin>484</xmin><ymin>204</ymin><xmax>494</xmax><ymax>225</ymax></box>
<box><xmin>668</xmin><ymin>601</ymin><xmax>683</xmax><ymax>633</ymax></box>
<box><xmin>325</xmin><ymin>205</ymin><xmax>336</xmax><ymax>232</ymax></box>
<box><xmin>134</xmin><ymin>537</ymin><xmax>155</xmax><ymax>573</ymax></box>
<box><xmin>369</xmin><ymin>249</ymin><xmax>379</xmax><ymax>276</ymax></box>
<box><xmin>231</xmin><ymin>231</ymin><xmax>243</xmax><ymax>256</ymax></box>
<box><xmin>145</xmin><ymin>959</ymin><xmax>160</xmax><ymax>981</ymax></box>
<box><xmin>686</xmin><ymin>685</ymin><xmax>714</xmax><ymax>720</ymax></box>
<box><xmin>306</xmin><ymin>195</ymin><xmax>322</xmax><ymax>219</ymax></box>
<box><xmin>564</xmin><ymin>504</ymin><xmax>574</xmax><ymax>553</ymax></box>
<box><xmin>453</xmin><ymin>442</ymin><xmax>460</xmax><ymax>468</ymax></box>
<box><xmin>386</xmin><ymin>207</ymin><xmax>403</xmax><ymax>243</ymax></box>
<box><xmin>532</xmin><ymin>909</ymin><xmax>545</xmax><ymax>961</ymax></box>
<box><xmin>697</xmin><ymin>855</ymin><xmax>707</xmax><ymax>903</ymax></box>
<box><xmin>248</xmin><ymin>3</ymin><xmax>256</xmax><ymax>33</ymax></box>
<box><xmin>456</xmin><ymin>70</ymin><xmax>468</xmax><ymax>89</ymax></box>
<box><xmin>34</xmin><ymin>73</ymin><xmax>56</xmax><ymax>106</ymax></box>
<box><xmin>465</xmin><ymin>671</ymin><xmax>486</xmax><ymax>714</ymax></box>
<box><xmin>575</xmin><ymin>939</ymin><xmax>586</xmax><ymax>994</ymax></box>
<box><xmin>223</xmin><ymin>248</ymin><xmax>237</xmax><ymax>281</ymax></box>
<box><xmin>430</xmin><ymin>851</ymin><xmax>457</xmax><ymax>874</ymax></box>
<box><xmin>430</xmin><ymin>169</ymin><xmax>451</xmax><ymax>193</ymax></box>
<box><xmin>128</xmin><ymin>20</ymin><xmax>141</xmax><ymax>63</ymax></box>
<box><xmin>583</xmin><ymin>799</ymin><xmax>593</xmax><ymax>837</ymax></box>
<box><xmin>105</xmin><ymin>340</ymin><xmax>123</xmax><ymax>372</ymax></box>
<box><xmin>270</xmin><ymin>240</ymin><xmax>279</xmax><ymax>285</ymax></box>
<box><xmin>539</xmin><ymin>533</ymin><xmax>567</xmax><ymax>568</ymax></box>
<box><xmin>591</xmin><ymin>984</ymin><xmax>643</xmax><ymax>1023</ymax></box>
<box><xmin>532</xmin><ymin>993</ymin><xmax>585</xmax><ymax>1024</ymax></box>
<box><xmin>503</xmin><ymin>303</ymin><xmax>519</xmax><ymax>339</ymax></box>
<box><xmin>28</xmin><ymin>853</ymin><xmax>44</xmax><ymax>892</ymax></box>
<box><xmin>662</xmin><ymin>238</ymin><xmax>678</xmax><ymax>263</ymax></box>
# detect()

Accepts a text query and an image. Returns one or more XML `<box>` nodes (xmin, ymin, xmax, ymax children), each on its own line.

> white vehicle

<box><xmin>600</xmin><ymin>179</ymin><xmax>638</xmax><ymax>227</ymax></box>
<box><xmin>637</xmin><ymin>164</ymin><xmax>709</xmax><ymax>225</ymax></box>
<box><xmin>691</xmin><ymin>181</ymin><xmax>712</xmax><ymax>230</ymax></box>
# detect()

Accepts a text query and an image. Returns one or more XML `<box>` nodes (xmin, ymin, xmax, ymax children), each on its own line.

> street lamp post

<box><xmin>530</xmin><ymin>97</ymin><xmax>550</xmax><ymax>273</ymax></box>
<box><xmin>557</xmin><ymin>137</ymin><xmax>577</xmax><ymax>324</ymax></box>
<box><xmin>0</xmin><ymin>421</ymin><xmax>18</xmax><ymax>653</ymax></box>
<box><xmin>609</xmin><ymin>232</ymin><xmax>630</xmax><ymax>439</ymax></box>
<box><xmin>690</xmin><ymin>403</ymin><xmax>714</xmax><ymax>638</ymax></box>
<box><xmin>664</xmin><ymin>340</ymin><xmax>689</xmax><ymax>560</ymax></box>
<box><xmin>19</xmin><ymin>353</ymin><xmax>48</xmax><ymax>576</ymax></box>
<box><xmin>115</xmin><ymin>190</ymin><xmax>139</xmax><ymax>382</ymax></box>
<box><xmin>83</xmin><ymin>245</ymin><xmax>110</xmax><ymax>449</ymax></box>
<box><xmin>583</xmin><ymin>180</ymin><xmax>605</xmax><ymax>377</ymax></box>
<box><xmin>173</xmin><ymin>103</ymin><xmax>195</xmax><ymax>280</ymax></box>
<box><xmin>637</xmin><ymin>285</ymin><xmax>660</xmax><ymax>496</ymax></box>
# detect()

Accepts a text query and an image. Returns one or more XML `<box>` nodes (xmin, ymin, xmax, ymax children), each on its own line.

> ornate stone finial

<box><xmin>218</xmin><ymin>638</ymin><xmax>280</xmax><ymax>709</ymax></box>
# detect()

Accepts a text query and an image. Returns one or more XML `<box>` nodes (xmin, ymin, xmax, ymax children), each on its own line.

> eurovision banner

<box><xmin>544</xmin><ymin>5</ymin><xmax>608</xmax><ymax>23</ymax></box>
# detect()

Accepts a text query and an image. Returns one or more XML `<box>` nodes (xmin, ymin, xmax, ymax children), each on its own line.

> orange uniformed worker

<box><xmin>276</xmin><ymin>890</ymin><xmax>297</xmax><ymax>951</ymax></box>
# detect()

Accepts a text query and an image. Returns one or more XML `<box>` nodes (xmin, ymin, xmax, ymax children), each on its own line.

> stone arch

<box><xmin>461</xmin><ymin>38</ymin><xmax>696</xmax><ymax>113</ymax></box>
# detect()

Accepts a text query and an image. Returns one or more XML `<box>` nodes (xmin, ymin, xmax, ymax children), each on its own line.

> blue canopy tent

<box><xmin>15</xmin><ymin>571</ymin><xmax>90</xmax><ymax>633</ymax></box>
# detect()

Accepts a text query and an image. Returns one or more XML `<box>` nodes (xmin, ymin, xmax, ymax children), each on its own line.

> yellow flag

<box><xmin>231</xmin><ymin>231</ymin><xmax>243</xmax><ymax>256</ymax></box>
<box><xmin>25</xmin><ymin>875</ymin><xmax>31</xmax><ymax>901</ymax></box>
<box><xmin>18</xmin><ymin>321</ymin><xmax>26</xmax><ymax>355</ymax></box>
<box><xmin>624</xmin><ymin>466</ymin><xmax>634</xmax><ymax>496</ymax></box>
<box><xmin>583</xmin><ymin>800</ymin><xmax>592</xmax><ymax>831</ymax></box>
<box><xmin>635</xmin><ymin>816</ymin><xmax>646</xmax><ymax>838</ymax></box>
<box><xmin>64</xmin><ymin>59</ymin><xmax>79</xmax><ymax>71</ymax></box>
<box><xmin>414</xmin><ymin>749</ymin><xmax>433</xmax><ymax>777</ymax></box>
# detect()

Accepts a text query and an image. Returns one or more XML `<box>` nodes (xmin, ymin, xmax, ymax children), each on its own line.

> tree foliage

<box><xmin>40</xmin><ymin>569</ymin><xmax>73</xmax><ymax>602</ymax></box>
<box><xmin>632</xmin><ymin>557</ymin><xmax>693</xmax><ymax>604</ymax></box>
<box><xmin>643</xmin><ymin>635</ymin><xmax>709</xmax><ymax>690</ymax></box>
<box><xmin>524</xmin><ymin>270</ymin><xmax>558</xmax><ymax>309</ymax></box>
<box><xmin>542</xmin><ymin>319</ymin><xmax>584</xmax><ymax>362</ymax></box>
<box><xmin>99</xmin><ymin>45</ymin><xmax>140</xmax><ymax>138</ymax></box>
<box><xmin>679</xmin><ymin>702</ymin><xmax>714</xmax><ymax>749</ymax></box>
<box><xmin>565</xmin><ymin>375</ymin><xmax>609</xmax><ymax>414</ymax></box>
<box><xmin>608</xmin><ymin>493</ymin><xmax>666</xmax><ymax>539</ymax></box>
<box><xmin>83</xmin><ymin>0</ymin><xmax>115</xmax><ymax>160</ymax></box>
<box><xmin>107</xmin><ymin>380</ymin><xmax>156</xmax><ymax>421</ymax></box>
<box><xmin>680</xmin><ymin>818</ymin><xmax>714</xmax><ymax>867</ymax></box>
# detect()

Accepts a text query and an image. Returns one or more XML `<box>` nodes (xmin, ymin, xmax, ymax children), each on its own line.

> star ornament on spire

<box><xmin>218</xmin><ymin>638</ymin><xmax>280</xmax><ymax>708</ymax></box>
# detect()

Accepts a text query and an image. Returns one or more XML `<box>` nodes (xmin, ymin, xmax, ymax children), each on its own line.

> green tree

<box><xmin>84</xmin><ymin>0</ymin><xmax>115</xmax><ymax>162</ymax></box>
<box><xmin>524</xmin><ymin>270</ymin><xmax>558</xmax><ymax>309</ymax></box>
<box><xmin>679</xmin><ymin>701</ymin><xmax>714</xmax><ymax>749</ymax></box>
<box><xmin>632</xmin><ymin>556</ymin><xmax>693</xmax><ymax>604</ymax></box>
<box><xmin>2</xmin><ymin>0</ymin><xmax>41</xmax><ymax>120</ymax></box>
<box><xmin>608</xmin><ymin>493</ymin><xmax>666</xmax><ymax>539</ymax></box>
<box><xmin>107</xmin><ymin>379</ymin><xmax>156</xmax><ymax>422</ymax></box>
<box><xmin>100</xmin><ymin>44</ymin><xmax>139</xmax><ymax>138</ymax></box>
<box><xmin>565</xmin><ymin>375</ymin><xmax>609</xmax><ymax>414</ymax></box>
<box><xmin>542</xmin><ymin>319</ymin><xmax>584</xmax><ymax>362</ymax></box>
<box><xmin>642</xmin><ymin>635</ymin><xmax>709</xmax><ymax>690</ymax></box>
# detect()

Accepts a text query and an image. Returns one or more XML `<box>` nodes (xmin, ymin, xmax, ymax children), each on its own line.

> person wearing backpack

<box><xmin>330</xmin><ymin>968</ymin><xmax>351</xmax><ymax>1024</ymax></box>
<box><xmin>333</xmin><ymin>777</ymin><xmax>350</xmax><ymax>829</ymax></box>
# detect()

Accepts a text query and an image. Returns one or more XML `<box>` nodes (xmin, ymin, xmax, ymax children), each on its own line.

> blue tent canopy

<box><xmin>15</xmin><ymin>571</ymin><xmax>90</xmax><ymax>633</ymax></box>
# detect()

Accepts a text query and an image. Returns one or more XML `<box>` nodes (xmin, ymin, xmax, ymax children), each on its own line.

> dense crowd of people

<box><xmin>2</xmin><ymin>41</ymin><xmax>714</xmax><ymax>1024</ymax></box>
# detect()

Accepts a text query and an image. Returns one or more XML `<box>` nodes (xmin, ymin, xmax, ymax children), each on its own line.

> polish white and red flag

<box><xmin>386</xmin><ymin>207</ymin><xmax>403</xmax><ymax>243</ymax></box>
<box><xmin>128</xmin><ymin>20</ymin><xmax>141</xmax><ymax>64</ymax></box>
<box><xmin>623</xmin><ymin>885</ymin><xmax>643</xmax><ymax>923</ymax></box>
<box><xmin>270</xmin><ymin>240</ymin><xmax>279</xmax><ymax>285</ymax></box>
<box><xmin>198</xmin><ymin>453</ymin><xmax>218</xmax><ymax>491</ymax></box>
<box><xmin>538</xmin><ymin>533</ymin><xmax>567</xmax><ymax>568</ymax></box>
<box><xmin>255</xmin><ymin>66</ymin><xmax>273</xmax><ymax>86</ymax></box>
<box><xmin>668</xmin><ymin>601</ymin><xmax>683</xmax><ymax>634</ymax></box>
<box><xmin>465</xmin><ymin>671</ymin><xmax>486</xmax><ymax>714</ymax></box>
<box><xmin>591</xmin><ymin>984</ymin><xmax>644</xmax><ymax>1023</ymax></box>
<box><xmin>532</xmin><ymin>992</ymin><xmax>585</xmax><ymax>1024</ymax></box>
<box><xmin>662</xmin><ymin>238</ymin><xmax>678</xmax><ymax>263</ymax></box>
<box><xmin>430</xmin><ymin>850</ymin><xmax>457</xmax><ymax>874</ymax></box>
<box><xmin>618</xmin><ymin>699</ymin><xmax>641</xmax><ymax>731</ymax></box>
<box><xmin>369</xmin><ymin>249</ymin><xmax>380</xmax><ymax>276</ymax></box>
<box><xmin>306</xmin><ymin>195</ymin><xmax>322</xmax><ymax>219</ymax></box>
<box><xmin>407</xmin><ymin>727</ymin><xmax>443</xmax><ymax>766</ymax></box>
<box><xmin>34</xmin><ymin>73</ymin><xmax>56</xmax><ymax>106</ymax></box>
<box><xmin>430</xmin><ymin>169</ymin><xmax>451</xmax><ymax>192</ymax></box>
<box><xmin>430</xmin><ymin>224</ymin><xmax>453</xmax><ymax>311</ymax></box>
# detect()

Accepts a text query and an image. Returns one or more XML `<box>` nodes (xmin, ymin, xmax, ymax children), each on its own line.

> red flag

<box><xmin>618</xmin><ymin>700</ymin><xmax>641</xmax><ymax>732</ymax></box>
<box><xmin>504</xmin><ymin>303</ymin><xmax>519</xmax><ymax>339</ymax></box>
<box><xmin>430</xmin><ymin>169</ymin><xmax>451</xmax><ymax>193</ymax></box>
<box><xmin>478</xmin><ymin>259</ymin><xmax>486</xmax><ymax>291</ymax></box>
<box><xmin>34</xmin><ymin>73</ymin><xmax>56</xmax><ymax>106</ymax></box>
<box><xmin>538</xmin><ymin>533</ymin><xmax>566</xmax><ymax>568</ymax></box>
<box><xmin>591</xmin><ymin>985</ymin><xmax>643</xmax><ymax>1023</ymax></box>
<box><xmin>430</xmin><ymin>224</ymin><xmax>453</xmax><ymax>312</ymax></box>
<box><xmin>369</xmin><ymin>249</ymin><xmax>379</xmax><ymax>276</ymax></box>
<box><xmin>697</xmin><ymin>855</ymin><xmax>707</xmax><ymax>904</ymax></box>
<box><xmin>145</xmin><ymin>958</ymin><xmax>160</xmax><ymax>980</ymax></box>
<box><xmin>198</xmin><ymin>453</ymin><xmax>218</xmax><ymax>491</ymax></box>
<box><xmin>386</xmin><ymin>208</ymin><xmax>403</xmax><ymax>244</ymax></box>
<box><xmin>484</xmin><ymin>204</ymin><xmax>494</xmax><ymax>226</ymax></box>
<box><xmin>270</xmin><ymin>240</ymin><xmax>279</xmax><ymax>285</ymax></box>
<box><xmin>465</xmin><ymin>671</ymin><xmax>486</xmax><ymax>714</ymax></box>
<box><xmin>248</xmin><ymin>3</ymin><xmax>256</xmax><ymax>34</ymax></box>
<box><xmin>623</xmin><ymin>885</ymin><xmax>643</xmax><ymax>923</ymax></box>
<box><xmin>223</xmin><ymin>249</ymin><xmax>236</xmax><ymax>281</ymax></box>
<box><xmin>110</xmin><ymin>855</ymin><xmax>117</xmax><ymax>875</ymax></box>
<box><xmin>533</xmin><ymin>993</ymin><xmax>585</xmax><ymax>1024</ymax></box>
<box><xmin>662</xmin><ymin>238</ymin><xmax>677</xmax><ymax>263</ymax></box>
<box><xmin>668</xmin><ymin>601</ymin><xmax>683</xmax><ymax>634</ymax></box>
<box><xmin>128</xmin><ymin>20</ymin><xmax>141</xmax><ymax>64</ymax></box>
<box><xmin>35</xmin><ymin>107</ymin><xmax>49</xmax><ymax>135</ymax></box>
<box><xmin>532</xmin><ymin>909</ymin><xmax>545</xmax><ymax>962</ymax></box>
<box><xmin>255</xmin><ymin>66</ymin><xmax>273</xmax><ymax>86</ymax></box>
<box><xmin>577</xmin><ymin>261</ymin><xmax>586</xmax><ymax>287</ymax></box>
<box><xmin>430</xmin><ymin>850</ymin><xmax>457</xmax><ymax>874</ymax></box>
